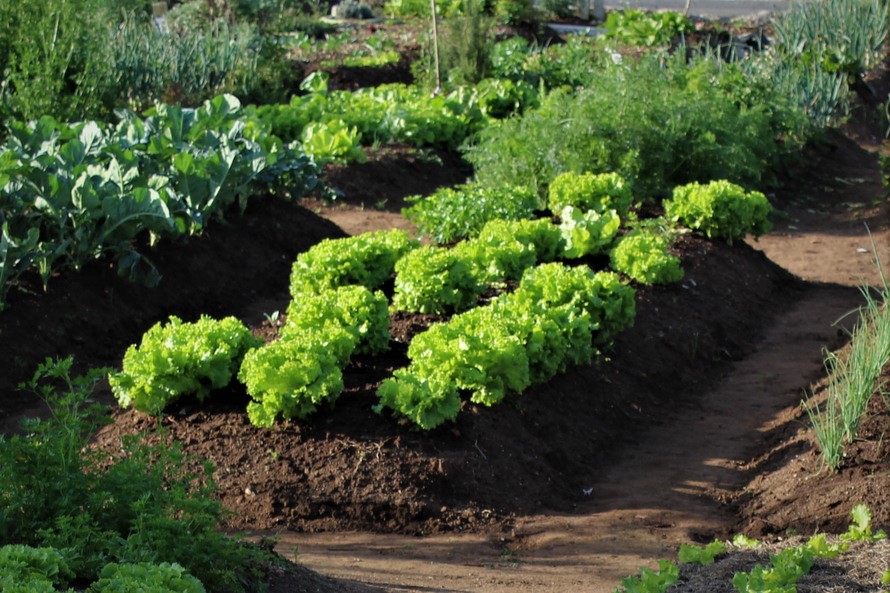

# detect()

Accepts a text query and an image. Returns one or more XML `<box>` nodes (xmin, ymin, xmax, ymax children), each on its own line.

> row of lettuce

<box><xmin>109</xmin><ymin>175</ymin><xmax>771</xmax><ymax>430</ymax></box>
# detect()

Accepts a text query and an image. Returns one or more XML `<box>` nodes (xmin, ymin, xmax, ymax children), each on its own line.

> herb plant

<box><xmin>403</xmin><ymin>183</ymin><xmax>540</xmax><ymax>245</ymax></box>
<box><xmin>2</xmin><ymin>358</ymin><xmax>269</xmax><ymax>591</ymax></box>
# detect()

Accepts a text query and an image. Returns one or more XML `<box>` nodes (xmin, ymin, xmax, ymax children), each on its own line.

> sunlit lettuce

<box><xmin>109</xmin><ymin>316</ymin><xmax>261</xmax><ymax>415</ymax></box>
<box><xmin>390</xmin><ymin>245</ymin><xmax>481</xmax><ymax>314</ymax></box>
<box><xmin>559</xmin><ymin>206</ymin><xmax>621</xmax><ymax>258</ymax></box>
<box><xmin>282</xmin><ymin>285</ymin><xmax>390</xmax><ymax>355</ymax></box>
<box><xmin>289</xmin><ymin>229</ymin><xmax>417</xmax><ymax>297</ymax></box>
<box><xmin>240</xmin><ymin>330</ymin><xmax>350</xmax><ymax>427</ymax></box>
<box><xmin>377</xmin><ymin>262</ymin><xmax>636</xmax><ymax>429</ymax></box>
<box><xmin>477</xmin><ymin>218</ymin><xmax>565</xmax><ymax>263</ymax></box>
<box><xmin>375</xmin><ymin>370</ymin><xmax>461</xmax><ymax>431</ymax></box>
<box><xmin>610</xmin><ymin>231</ymin><xmax>684</xmax><ymax>285</ymax></box>
<box><xmin>547</xmin><ymin>171</ymin><xmax>633</xmax><ymax>216</ymax></box>
<box><xmin>665</xmin><ymin>179</ymin><xmax>773</xmax><ymax>242</ymax></box>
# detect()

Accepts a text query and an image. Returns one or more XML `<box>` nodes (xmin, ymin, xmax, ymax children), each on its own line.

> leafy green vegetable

<box><xmin>614</xmin><ymin>559</ymin><xmax>679</xmax><ymax>593</ymax></box>
<box><xmin>375</xmin><ymin>370</ymin><xmax>462</xmax><ymax>430</ymax></box>
<box><xmin>559</xmin><ymin>206</ymin><xmax>621</xmax><ymax>258</ymax></box>
<box><xmin>0</xmin><ymin>545</ymin><xmax>74</xmax><ymax>588</ymax></box>
<box><xmin>732</xmin><ymin>547</ymin><xmax>814</xmax><ymax>593</ymax></box>
<box><xmin>0</xmin><ymin>95</ymin><xmax>320</xmax><ymax>308</ymax></box>
<box><xmin>300</xmin><ymin>119</ymin><xmax>366</xmax><ymax>164</ymax></box>
<box><xmin>666</xmin><ymin>179</ymin><xmax>773</xmax><ymax>243</ymax></box>
<box><xmin>452</xmin><ymin>234</ymin><xmax>536</xmax><ymax>284</ymax></box>
<box><xmin>289</xmin><ymin>229</ymin><xmax>416</xmax><ymax>297</ymax></box>
<box><xmin>110</xmin><ymin>316</ymin><xmax>262</xmax><ymax>415</ymax></box>
<box><xmin>678</xmin><ymin>541</ymin><xmax>727</xmax><ymax>565</ymax></box>
<box><xmin>282</xmin><ymin>285</ymin><xmax>391</xmax><ymax>355</ymax></box>
<box><xmin>604</xmin><ymin>9</ymin><xmax>694</xmax><ymax>47</ymax></box>
<box><xmin>377</xmin><ymin>262</ymin><xmax>635</xmax><ymax>429</ymax></box>
<box><xmin>88</xmin><ymin>562</ymin><xmax>205</xmax><ymax>593</ymax></box>
<box><xmin>732</xmin><ymin>534</ymin><xmax>760</xmax><ymax>548</ymax></box>
<box><xmin>477</xmin><ymin>218</ymin><xmax>565</xmax><ymax>263</ymax></box>
<box><xmin>803</xmin><ymin>533</ymin><xmax>846</xmax><ymax>559</ymax></box>
<box><xmin>610</xmin><ymin>231</ymin><xmax>684</xmax><ymax>285</ymax></box>
<box><xmin>240</xmin><ymin>330</ymin><xmax>349</xmax><ymax>427</ymax></box>
<box><xmin>842</xmin><ymin>504</ymin><xmax>888</xmax><ymax>542</ymax></box>
<box><xmin>548</xmin><ymin>171</ymin><xmax>634</xmax><ymax>216</ymax></box>
<box><xmin>403</xmin><ymin>183</ymin><xmax>540</xmax><ymax>245</ymax></box>
<box><xmin>391</xmin><ymin>246</ymin><xmax>482</xmax><ymax>314</ymax></box>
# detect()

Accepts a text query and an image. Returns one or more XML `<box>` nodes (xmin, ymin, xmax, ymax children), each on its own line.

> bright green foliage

<box><xmin>0</xmin><ymin>95</ymin><xmax>319</xmax><ymax>308</ymax></box>
<box><xmin>548</xmin><ymin>172</ymin><xmax>634</xmax><ymax>216</ymax></box>
<box><xmin>0</xmin><ymin>545</ymin><xmax>74</xmax><ymax>588</ymax></box>
<box><xmin>377</xmin><ymin>262</ymin><xmax>636</xmax><ymax>428</ymax></box>
<box><xmin>410</xmin><ymin>307</ymin><xmax>533</xmax><ymax>405</ymax></box>
<box><xmin>289</xmin><ymin>229</ymin><xmax>416</xmax><ymax>297</ymax></box>
<box><xmin>842</xmin><ymin>504</ymin><xmax>888</xmax><ymax>542</ymax></box>
<box><xmin>559</xmin><ymin>207</ymin><xmax>622</xmax><ymax>258</ymax></box>
<box><xmin>467</xmin><ymin>54</ymin><xmax>799</xmax><ymax>201</ymax></box>
<box><xmin>88</xmin><ymin>562</ymin><xmax>205</xmax><ymax>593</ymax></box>
<box><xmin>604</xmin><ymin>9</ymin><xmax>694</xmax><ymax>47</ymax></box>
<box><xmin>478</xmin><ymin>218</ymin><xmax>564</xmax><ymax>263</ymax></box>
<box><xmin>803</xmin><ymin>534</ymin><xmax>847</xmax><ymax>559</ymax></box>
<box><xmin>614</xmin><ymin>560</ymin><xmax>680</xmax><ymax>593</ymax></box>
<box><xmin>240</xmin><ymin>331</ymin><xmax>349</xmax><ymax>427</ymax></box>
<box><xmin>733</xmin><ymin>534</ymin><xmax>760</xmax><ymax>548</ymax></box>
<box><xmin>391</xmin><ymin>246</ymin><xmax>482</xmax><ymax>314</ymax></box>
<box><xmin>610</xmin><ymin>231</ymin><xmax>684</xmax><ymax>285</ymax></box>
<box><xmin>375</xmin><ymin>370</ymin><xmax>462</xmax><ymax>430</ymax></box>
<box><xmin>452</xmin><ymin>235</ymin><xmax>536</xmax><ymax>284</ymax></box>
<box><xmin>110</xmin><ymin>316</ymin><xmax>261</xmax><ymax>416</ymax></box>
<box><xmin>258</xmin><ymin>79</ymin><xmax>488</xmax><ymax>151</ymax></box>
<box><xmin>732</xmin><ymin>547</ymin><xmax>814</xmax><ymax>593</ymax></box>
<box><xmin>300</xmin><ymin>119</ymin><xmax>366</xmax><ymax>164</ymax></box>
<box><xmin>2</xmin><ymin>358</ymin><xmax>268</xmax><ymax>592</ymax></box>
<box><xmin>678</xmin><ymin>541</ymin><xmax>727</xmax><ymax>565</ymax></box>
<box><xmin>513</xmin><ymin>264</ymin><xmax>636</xmax><ymax>344</ymax></box>
<box><xmin>403</xmin><ymin>183</ymin><xmax>540</xmax><ymax>245</ymax></box>
<box><xmin>666</xmin><ymin>180</ymin><xmax>773</xmax><ymax>242</ymax></box>
<box><xmin>283</xmin><ymin>286</ymin><xmax>391</xmax><ymax>355</ymax></box>
<box><xmin>464</xmin><ymin>78</ymin><xmax>540</xmax><ymax>119</ymax></box>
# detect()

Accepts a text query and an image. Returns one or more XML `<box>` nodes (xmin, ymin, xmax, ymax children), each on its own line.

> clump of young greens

<box><xmin>1</xmin><ymin>358</ymin><xmax>274</xmax><ymax>592</ymax></box>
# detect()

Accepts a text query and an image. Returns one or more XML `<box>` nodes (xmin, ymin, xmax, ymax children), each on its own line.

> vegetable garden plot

<box><xmin>90</xmin><ymin>232</ymin><xmax>803</xmax><ymax>534</ymax></box>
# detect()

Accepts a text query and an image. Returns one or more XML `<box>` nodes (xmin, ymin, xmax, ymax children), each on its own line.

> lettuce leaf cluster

<box><xmin>610</xmin><ymin>231</ymin><xmax>684</xmax><ymax>285</ymax></box>
<box><xmin>109</xmin><ymin>316</ymin><xmax>261</xmax><ymax>415</ymax></box>
<box><xmin>376</xmin><ymin>262</ymin><xmax>635</xmax><ymax>429</ymax></box>
<box><xmin>665</xmin><ymin>179</ymin><xmax>773</xmax><ymax>242</ymax></box>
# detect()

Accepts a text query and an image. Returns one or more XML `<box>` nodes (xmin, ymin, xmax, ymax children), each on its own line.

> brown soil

<box><xmin>3</xmin><ymin>74</ymin><xmax>890</xmax><ymax>593</ymax></box>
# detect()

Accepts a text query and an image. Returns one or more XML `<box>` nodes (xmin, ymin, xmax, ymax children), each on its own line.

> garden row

<box><xmin>109</xmin><ymin>175</ymin><xmax>772</xmax><ymax>430</ymax></box>
<box><xmin>613</xmin><ymin>505</ymin><xmax>888</xmax><ymax>593</ymax></box>
<box><xmin>2</xmin><ymin>0</ymin><xmax>885</xmax><ymax>312</ymax></box>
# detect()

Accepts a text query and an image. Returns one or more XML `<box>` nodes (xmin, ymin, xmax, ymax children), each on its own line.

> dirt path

<box><xmin>265</xmin><ymin>285</ymin><xmax>858</xmax><ymax>593</ymax></box>
<box><xmin>269</xmin><ymin>133</ymin><xmax>889</xmax><ymax>592</ymax></box>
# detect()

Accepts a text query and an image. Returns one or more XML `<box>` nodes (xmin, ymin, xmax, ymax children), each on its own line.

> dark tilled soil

<box><xmin>88</xmin><ymin>231</ymin><xmax>804</xmax><ymax>536</ymax></box>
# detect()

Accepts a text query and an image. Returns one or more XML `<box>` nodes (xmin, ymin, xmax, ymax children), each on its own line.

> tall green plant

<box><xmin>0</xmin><ymin>0</ymin><xmax>116</xmax><ymax>121</ymax></box>
<box><xmin>805</xmin><ymin>250</ymin><xmax>890</xmax><ymax>470</ymax></box>
<box><xmin>0</xmin><ymin>358</ymin><xmax>271</xmax><ymax>591</ymax></box>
